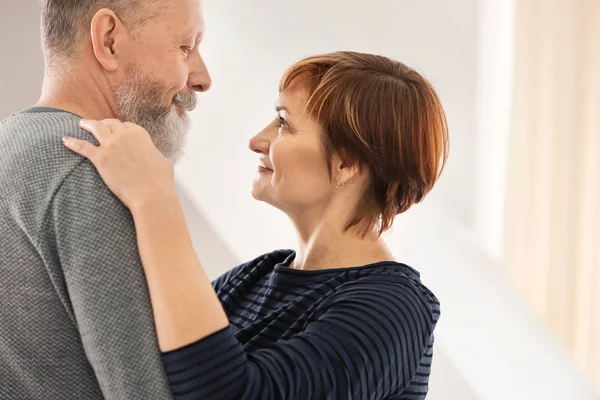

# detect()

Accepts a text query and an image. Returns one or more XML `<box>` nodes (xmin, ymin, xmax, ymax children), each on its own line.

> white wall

<box><xmin>474</xmin><ymin>0</ymin><xmax>516</xmax><ymax>261</ymax></box>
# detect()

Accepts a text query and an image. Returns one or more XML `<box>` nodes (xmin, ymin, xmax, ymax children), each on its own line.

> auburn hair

<box><xmin>280</xmin><ymin>51</ymin><xmax>449</xmax><ymax>236</ymax></box>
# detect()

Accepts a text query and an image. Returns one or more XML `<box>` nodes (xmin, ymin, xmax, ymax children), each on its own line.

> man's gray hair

<box><xmin>41</xmin><ymin>0</ymin><xmax>165</xmax><ymax>65</ymax></box>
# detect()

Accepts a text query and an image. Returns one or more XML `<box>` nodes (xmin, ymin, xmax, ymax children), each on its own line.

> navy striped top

<box><xmin>161</xmin><ymin>250</ymin><xmax>440</xmax><ymax>400</ymax></box>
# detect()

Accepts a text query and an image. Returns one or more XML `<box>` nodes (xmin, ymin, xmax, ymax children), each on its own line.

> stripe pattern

<box><xmin>162</xmin><ymin>250</ymin><xmax>440</xmax><ymax>399</ymax></box>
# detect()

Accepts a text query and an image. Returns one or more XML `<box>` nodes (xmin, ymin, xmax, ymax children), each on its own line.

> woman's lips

<box><xmin>258</xmin><ymin>166</ymin><xmax>273</xmax><ymax>173</ymax></box>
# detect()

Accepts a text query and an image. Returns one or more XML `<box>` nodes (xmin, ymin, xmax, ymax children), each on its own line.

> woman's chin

<box><xmin>251</xmin><ymin>184</ymin><xmax>266</xmax><ymax>202</ymax></box>
<box><xmin>251</xmin><ymin>187</ymin><xmax>277</xmax><ymax>208</ymax></box>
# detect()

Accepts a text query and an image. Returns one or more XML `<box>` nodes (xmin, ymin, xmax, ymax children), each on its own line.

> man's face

<box><xmin>113</xmin><ymin>0</ymin><xmax>210</xmax><ymax>161</ymax></box>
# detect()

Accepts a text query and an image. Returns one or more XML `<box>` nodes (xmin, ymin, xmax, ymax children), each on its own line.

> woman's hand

<box><xmin>63</xmin><ymin>119</ymin><xmax>176</xmax><ymax>211</ymax></box>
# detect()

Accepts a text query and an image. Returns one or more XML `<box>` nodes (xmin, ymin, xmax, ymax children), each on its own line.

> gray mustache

<box><xmin>173</xmin><ymin>92</ymin><xmax>197</xmax><ymax>112</ymax></box>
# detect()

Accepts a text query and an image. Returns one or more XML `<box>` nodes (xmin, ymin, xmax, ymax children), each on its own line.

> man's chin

<box><xmin>170</xmin><ymin>150</ymin><xmax>185</xmax><ymax>164</ymax></box>
<box><xmin>173</xmin><ymin>104</ymin><xmax>187</xmax><ymax>117</ymax></box>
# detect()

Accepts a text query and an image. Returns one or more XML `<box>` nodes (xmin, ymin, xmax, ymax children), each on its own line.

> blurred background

<box><xmin>1</xmin><ymin>0</ymin><xmax>598</xmax><ymax>399</ymax></box>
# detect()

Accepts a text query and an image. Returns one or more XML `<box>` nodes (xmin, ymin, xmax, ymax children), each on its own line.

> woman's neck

<box><xmin>290</xmin><ymin>224</ymin><xmax>394</xmax><ymax>271</ymax></box>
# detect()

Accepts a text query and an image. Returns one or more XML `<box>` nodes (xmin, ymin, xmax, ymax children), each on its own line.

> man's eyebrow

<box><xmin>178</xmin><ymin>29</ymin><xmax>204</xmax><ymax>43</ymax></box>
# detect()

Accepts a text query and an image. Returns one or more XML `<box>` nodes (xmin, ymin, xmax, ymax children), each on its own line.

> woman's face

<box><xmin>249</xmin><ymin>85</ymin><xmax>336</xmax><ymax>215</ymax></box>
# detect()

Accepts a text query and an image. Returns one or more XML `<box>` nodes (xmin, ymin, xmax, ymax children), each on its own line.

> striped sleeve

<box><xmin>161</xmin><ymin>276</ymin><xmax>435</xmax><ymax>400</ymax></box>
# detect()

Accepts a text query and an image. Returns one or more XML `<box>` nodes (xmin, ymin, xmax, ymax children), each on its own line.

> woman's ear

<box><xmin>333</xmin><ymin>154</ymin><xmax>361</xmax><ymax>187</ymax></box>
<box><xmin>89</xmin><ymin>8</ymin><xmax>124</xmax><ymax>72</ymax></box>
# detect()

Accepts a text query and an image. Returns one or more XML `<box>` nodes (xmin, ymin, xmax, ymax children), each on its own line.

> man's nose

<box><xmin>188</xmin><ymin>52</ymin><xmax>212</xmax><ymax>92</ymax></box>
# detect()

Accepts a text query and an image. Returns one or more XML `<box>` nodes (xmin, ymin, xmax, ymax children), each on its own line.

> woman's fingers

<box><xmin>123</xmin><ymin>121</ymin><xmax>139</xmax><ymax>129</ymax></box>
<box><xmin>79</xmin><ymin>119</ymin><xmax>113</xmax><ymax>144</ymax></box>
<box><xmin>101</xmin><ymin>119</ymin><xmax>129</xmax><ymax>134</ymax></box>
<box><xmin>62</xmin><ymin>136</ymin><xmax>99</xmax><ymax>162</ymax></box>
<box><xmin>79</xmin><ymin>118</ymin><xmax>132</xmax><ymax>143</ymax></box>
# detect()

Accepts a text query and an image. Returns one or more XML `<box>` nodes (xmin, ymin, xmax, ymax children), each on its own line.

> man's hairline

<box><xmin>43</xmin><ymin>0</ymin><xmax>167</xmax><ymax>63</ymax></box>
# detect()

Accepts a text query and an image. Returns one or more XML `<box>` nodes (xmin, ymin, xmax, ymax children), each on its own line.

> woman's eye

<box><xmin>277</xmin><ymin>117</ymin><xmax>287</xmax><ymax>128</ymax></box>
<box><xmin>181</xmin><ymin>46</ymin><xmax>192</xmax><ymax>56</ymax></box>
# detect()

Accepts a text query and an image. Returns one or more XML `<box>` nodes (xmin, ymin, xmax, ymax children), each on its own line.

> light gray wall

<box><xmin>0</xmin><ymin>0</ymin><xmax>44</xmax><ymax>121</ymax></box>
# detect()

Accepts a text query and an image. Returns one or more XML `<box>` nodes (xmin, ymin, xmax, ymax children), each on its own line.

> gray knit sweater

<box><xmin>0</xmin><ymin>108</ymin><xmax>173</xmax><ymax>400</ymax></box>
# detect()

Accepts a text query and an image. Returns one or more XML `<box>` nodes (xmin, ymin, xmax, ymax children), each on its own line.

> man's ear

<box><xmin>89</xmin><ymin>8</ymin><xmax>125</xmax><ymax>72</ymax></box>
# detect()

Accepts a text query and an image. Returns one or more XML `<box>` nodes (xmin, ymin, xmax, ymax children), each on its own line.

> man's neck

<box><xmin>37</xmin><ymin>65</ymin><xmax>118</xmax><ymax>120</ymax></box>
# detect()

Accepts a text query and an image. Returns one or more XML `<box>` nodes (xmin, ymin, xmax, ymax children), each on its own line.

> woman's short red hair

<box><xmin>280</xmin><ymin>51</ymin><xmax>449</xmax><ymax>235</ymax></box>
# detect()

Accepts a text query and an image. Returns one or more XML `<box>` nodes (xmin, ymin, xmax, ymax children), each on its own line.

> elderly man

<box><xmin>0</xmin><ymin>0</ymin><xmax>210</xmax><ymax>398</ymax></box>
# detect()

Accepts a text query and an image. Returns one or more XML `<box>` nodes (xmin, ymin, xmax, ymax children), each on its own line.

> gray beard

<box><xmin>114</xmin><ymin>67</ymin><xmax>197</xmax><ymax>162</ymax></box>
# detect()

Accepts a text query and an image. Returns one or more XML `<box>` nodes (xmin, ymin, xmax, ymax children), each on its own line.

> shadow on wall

<box><xmin>0</xmin><ymin>1</ymin><xmax>44</xmax><ymax>121</ymax></box>
<box><xmin>176</xmin><ymin>181</ymin><xmax>239</xmax><ymax>280</ymax></box>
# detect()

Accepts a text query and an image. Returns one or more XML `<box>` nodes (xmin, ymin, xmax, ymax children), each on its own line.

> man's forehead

<box><xmin>161</xmin><ymin>0</ymin><xmax>205</xmax><ymax>38</ymax></box>
<box><xmin>161</xmin><ymin>0</ymin><xmax>203</xmax><ymax>20</ymax></box>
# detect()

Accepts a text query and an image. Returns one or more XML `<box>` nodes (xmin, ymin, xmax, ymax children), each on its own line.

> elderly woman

<box><xmin>63</xmin><ymin>51</ymin><xmax>448</xmax><ymax>400</ymax></box>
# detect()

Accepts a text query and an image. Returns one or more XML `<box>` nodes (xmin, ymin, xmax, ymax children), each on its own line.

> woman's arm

<box><xmin>62</xmin><ymin>118</ymin><xmax>228</xmax><ymax>351</ymax></box>
<box><xmin>131</xmin><ymin>193</ymin><xmax>229</xmax><ymax>352</ymax></box>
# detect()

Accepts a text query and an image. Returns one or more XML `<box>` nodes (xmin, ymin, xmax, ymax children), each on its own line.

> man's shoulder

<box><xmin>0</xmin><ymin>109</ymin><xmax>99</xmax><ymax>186</ymax></box>
<box><xmin>1</xmin><ymin>108</ymin><xmax>85</xmax><ymax>150</ymax></box>
<box><xmin>0</xmin><ymin>109</ymin><xmax>114</xmax><ymax>239</ymax></box>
